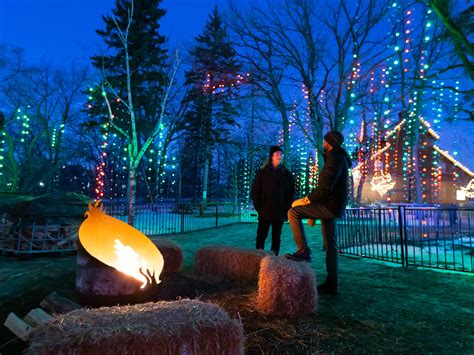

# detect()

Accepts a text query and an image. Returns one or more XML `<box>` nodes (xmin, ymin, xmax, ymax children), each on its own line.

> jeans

<box><xmin>256</xmin><ymin>218</ymin><xmax>284</xmax><ymax>256</ymax></box>
<box><xmin>288</xmin><ymin>203</ymin><xmax>338</xmax><ymax>284</ymax></box>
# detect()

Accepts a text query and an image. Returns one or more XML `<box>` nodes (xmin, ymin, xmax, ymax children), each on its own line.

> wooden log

<box><xmin>4</xmin><ymin>312</ymin><xmax>32</xmax><ymax>341</ymax></box>
<box><xmin>56</xmin><ymin>228</ymin><xmax>78</xmax><ymax>248</ymax></box>
<box><xmin>14</xmin><ymin>231</ymin><xmax>40</xmax><ymax>251</ymax></box>
<box><xmin>39</xmin><ymin>292</ymin><xmax>81</xmax><ymax>314</ymax></box>
<box><xmin>24</xmin><ymin>308</ymin><xmax>53</xmax><ymax>326</ymax></box>
<box><xmin>32</xmin><ymin>230</ymin><xmax>47</xmax><ymax>239</ymax></box>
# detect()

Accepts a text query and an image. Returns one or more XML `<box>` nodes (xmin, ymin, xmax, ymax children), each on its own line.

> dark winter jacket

<box><xmin>307</xmin><ymin>147</ymin><xmax>352</xmax><ymax>217</ymax></box>
<box><xmin>251</xmin><ymin>163</ymin><xmax>295</xmax><ymax>222</ymax></box>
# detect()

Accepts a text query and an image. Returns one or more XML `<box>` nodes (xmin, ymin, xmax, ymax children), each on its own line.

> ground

<box><xmin>0</xmin><ymin>223</ymin><xmax>473</xmax><ymax>353</ymax></box>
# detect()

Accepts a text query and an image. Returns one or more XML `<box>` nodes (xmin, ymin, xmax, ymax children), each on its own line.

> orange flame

<box><xmin>79</xmin><ymin>202</ymin><xmax>164</xmax><ymax>288</ymax></box>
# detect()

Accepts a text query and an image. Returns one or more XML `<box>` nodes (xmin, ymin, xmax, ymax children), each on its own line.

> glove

<box><xmin>291</xmin><ymin>197</ymin><xmax>311</xmax><ymax>208</ymax></box>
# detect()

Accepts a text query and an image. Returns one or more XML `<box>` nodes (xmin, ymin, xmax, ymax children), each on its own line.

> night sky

<box><xmin>0</xmin><ymin>0</ymin><xmax>233</xmax><ymax>66</ymax></box>
<box><xmin>1</xmin><ymin>0</ymin><xmax>473</xmax><ymax>167</ymax></box>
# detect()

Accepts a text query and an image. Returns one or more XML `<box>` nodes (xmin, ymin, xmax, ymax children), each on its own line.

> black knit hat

<box><xmin>269</xmin><ymin>146</ymin><xmax>284</xmax><ymax>159</ymax></box>
<box><xmin>324</xmin><ymin>131</ymin><xmax>344</xmax><ymax>148</ymax></box>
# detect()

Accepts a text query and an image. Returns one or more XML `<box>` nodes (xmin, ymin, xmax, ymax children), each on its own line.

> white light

<box><xmin>371</xmin><ymin>173</ymin><xmax>395</xmax><ymax>196</ymax></box>
<box><xmin>459</xmin><ymin>179</ymin><xmax>474</xmax><ymax>199</ymax></box>
<box><xmin>456</xmin><ymin>190</ymin><xmax>466</xmax><ymax>201</ymax></box>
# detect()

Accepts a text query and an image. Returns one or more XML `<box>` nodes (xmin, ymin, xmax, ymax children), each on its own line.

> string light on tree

<box><xmin>0</xmin><ymin>131</ymin><xmax>5</xmax><ymax>187</ymax></box>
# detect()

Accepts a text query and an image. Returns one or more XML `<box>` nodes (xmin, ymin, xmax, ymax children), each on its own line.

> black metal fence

<box><xmin>4</xmin><ymin>199</ymin><xmax>472</xmax><ymax>274</ymax></box>
<box><xmin>0</xmin><ymin>200</ymin><xmax>258</xmax><ymax>255</ymax></box>
<box><xmin>338</xmin><ymin>206</ymin><xmax>474</xmax><ymax>273</ymax></box>
<box><xmin>103</xmin><ymin>200</ymin><xmax>257</xmax><ymax>236</ymax></box>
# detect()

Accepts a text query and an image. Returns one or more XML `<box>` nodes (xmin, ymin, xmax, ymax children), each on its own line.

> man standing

<box><xmin>251</xmin><ymin>146</ymin><xmax>295</xmax><ymax>256</ymax></box>
<box><xmin>285</xmin><ymin>131</ymin><xmax>351</xmax><ymax>295</ymax></box>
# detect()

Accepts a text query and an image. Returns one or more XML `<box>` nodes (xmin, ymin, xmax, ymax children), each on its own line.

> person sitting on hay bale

<box><xmin>285</xmin><ymin>131</ymin><xmax>351</xmax><ymax>296</ymax></box>
<box><xmin>251</xmin><ymin>146</ymin><xmax>295</xmax><ymax>256</ymax></box>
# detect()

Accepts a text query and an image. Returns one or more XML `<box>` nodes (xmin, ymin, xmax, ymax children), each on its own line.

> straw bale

<box><xmin>195</xmin><ymin>246</ymin><xmax>270</xmax><ymax>283</ymax></box>
<box><xmin>152</xmin><ymin>238</ymin><xmax>183</xmax><ymax>274</ymax></box>
<box><xmin>257</xmin><ymin>256</ymin><xmax>317</xmax><ymax>316</ymax></box>
<box><xmin>26</xmin><ymin>299</ymin><xmax>244</xmax><ymax>355</ymax></box>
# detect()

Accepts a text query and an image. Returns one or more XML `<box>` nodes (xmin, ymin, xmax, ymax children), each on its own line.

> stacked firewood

<box><xmin>4</xmin><ymin>292</ymin><xmax>82</xmax><ymax>342</ymax></box>
<box><xmin>0</xmin><ymin>216</ymin><xmax>79</xmax><ymax>253</ymax></box>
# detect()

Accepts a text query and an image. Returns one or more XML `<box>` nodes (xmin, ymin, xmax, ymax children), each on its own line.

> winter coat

<box><xmin>307</xmin><ymin>147</ymin><xmax>352</xmax><ymax>217</ymax></box>
<box><xmin>251</xmin><ymin>163</ymin><xmax>295</xmax><ymax>222</ymax></box>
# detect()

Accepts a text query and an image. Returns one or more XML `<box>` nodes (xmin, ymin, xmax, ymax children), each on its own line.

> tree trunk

<box><xmin>356</xmin><ymin>170</ymin><xmax>367</xmax><ymax>205</ymax></box>
<box><xmin>316</xmin><ymin>133</ymin><xmax>324</xmax><ymax>172</ymax></box>
<box><xmin>128</xmin><ymin>166</ymin><xmax>136</xmax><ymax>226</ymax></box>
<box><xmin>178</xmin><ymin>152</ymin><xmax>182</xmax><ymax>204</ymax></box>
<box><xmin>412</xmin><ymin>119</ymin><xmax>423</xmax><ymax>204</ymax></box>
<box><xmin>246</xmin><ymin>93</ymin><xmax>256</xmax><ymax>209</ymax></box>
<box><xmin>3</xmin><ymin>132</ymin><xmax>18</xmax><ymax>191</ymax></box>
<box><xmin>430</xmin><ymin>0</ymin><xmax>474</xmax><ymax>80</ymax></box>
<box><xmin>308</xmin><ymin>88</ymin><xmax>325</xmax><ymax>170</ymax></box>
<box><xmin>281</xmin><ymin>107</ymin><xmax>291</xmax><ymax>171</ymax></box>
<box><xmin>202</xmin><ymin>156</ymin><xmax>209</xmax><ymax>208</ymax></box>
<box><xmin>217</xmin><ymin>140</ymin><xmax>221</xmax><ymax>200</ymax></box>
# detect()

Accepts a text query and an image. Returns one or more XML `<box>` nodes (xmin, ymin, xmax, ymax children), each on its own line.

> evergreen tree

<box><xmin>182</xmin><ymin>6</ymin><xmax>242</xmax><ymax>205</ymax></box>
<box><xmin>89</xmin><ymin>0</ymin><xmax>168</xmax><ymax>130</ymax></box>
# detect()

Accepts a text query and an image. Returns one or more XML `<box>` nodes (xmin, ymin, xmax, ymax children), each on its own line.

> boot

<box><xmin>317</xmin><ymin>280</ymin><xmax>339</xmax><ymax>295</ymax></box>
<box><xmin>284</xmin><ymin>248</ymin><xmax>312</xmax><ymax>262</ymax></box>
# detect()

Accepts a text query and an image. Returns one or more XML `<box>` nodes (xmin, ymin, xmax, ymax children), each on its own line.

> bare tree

<box><xmin>99</xmin><ymin>1</ymin><xmax>181</xmax><ymax>225</ymax></box>
<box><xmin>384</xmin><ymin>1</ymin><xmax>454</xmax><ymax>203</ymax></box>
<box><xmin>0</xmin><ymin>43</ymin><xmax>23</xmax><ymax>84</ymax></box>
<box><xmin>236</xmin><ymin>0</ymin><xmax>390</xmax><ymax>168</ymax></box>
<box><xmin>1</xmin><ymin>61</ymin><xmax>88</xmax><ymax>193</ymax></box>
<box><xmin>351</xmin><ymin>0</ymin><xmax>461</xmax><ymax>204</ymax></box>
<box><xmin>263</xmin><ymin>0</ymin><xmax>327</xmax><ymax>166</ymax></box>
<box><xmin>427</xmin><ymin>0</ymin><xmax>474</xmax><ymax>80</ymax></box>
<box><xmin>0</xmin><ymin>44</ymin><xmax>25</xmax><ymax>191</ymax></box>
<box><xmin>229</xmin><ymin>3</ymin><xmax>293</xmax><ymax>168</ymax></box>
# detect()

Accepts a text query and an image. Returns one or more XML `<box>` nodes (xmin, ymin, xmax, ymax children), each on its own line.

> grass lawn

<box><xmin>0</xmin><ymin>222</ymin><xmax>473</xmax><ymax>353</ymax></box>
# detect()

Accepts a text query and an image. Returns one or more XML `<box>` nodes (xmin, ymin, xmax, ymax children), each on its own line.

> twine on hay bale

<box><xmin>257</xmin><ymin>256</ymin><xmax>317</xmax><ymax>316</ymax></box>
<box><xmin>152</xmin><ymin>238</ymin><xmax>183</xmax><ymax>274</ymax></box>
<box><xmin>26</xmin><ymin>299</ymin><xmax>244</xmax><ymax>355</ymax></box>
<box><xmin>195</xmin><ymin>246</ymin><xmax>270</xmax><ymax>283</ymax></box>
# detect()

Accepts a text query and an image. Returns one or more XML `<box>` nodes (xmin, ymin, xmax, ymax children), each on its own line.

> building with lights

<box><xmin>354</xmin><ymin>115</ymin><xmax>474</xmax><ymax>205</ymax></box>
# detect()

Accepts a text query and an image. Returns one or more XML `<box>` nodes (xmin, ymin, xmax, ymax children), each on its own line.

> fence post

<box><xmin>237</xmin><ymin>201</ymin><xmax>241</xmax><ymax>223</ymax></box>
<box><xmin>180</xmin><ymin>205</ymin><xmax>185</xmax><ymax>233</ymax></box>
<box><xmin>398</xmin><ymin>205</ymin><xmax>407</xmax><ymax>268</ymax></box>
<box><xmin>378</xmin><ymin>207</ymin><xmax>382</xmax><ymax>242</ymax></box>
<box><xmin>17</xmin><ymin>219</ymin><xmax>22</xmax><ymax>254</ymax></box>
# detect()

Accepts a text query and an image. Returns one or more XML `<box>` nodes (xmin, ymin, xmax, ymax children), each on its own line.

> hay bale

<box><xmin>195</xmin><ymin>246</ymin><xmax>270</xmax><ymax>283</ymax></box>
<box><xmin>257</xmin><ymin>256</ymin><xmax>317</xmax><ymax>316</ymax></box>
<box><xmin>152</xmin><ymin>238</ymin><xmax>183</xmax><ymax>274</ymax></box>
<box><xmin>26</xmin><ymin>299</ymin><xmax>244</xmax><ymax>355</ymax></box>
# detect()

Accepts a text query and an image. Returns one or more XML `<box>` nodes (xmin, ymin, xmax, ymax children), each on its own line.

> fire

<box><xmin>113</xmin><ymin>239</ymin><xmax>149</xmax><ymax>288</ymax></box>
<box><xmin>79</xmin><ymin>202</ymin><xmax>164</xmax><ymax>288</ymax></box>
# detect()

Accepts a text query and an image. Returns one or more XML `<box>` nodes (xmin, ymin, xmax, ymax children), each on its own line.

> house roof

<box><xmin>357</xmin><ymin>114</ymin><xmax>474</xmax><ymax>177</ymax></box>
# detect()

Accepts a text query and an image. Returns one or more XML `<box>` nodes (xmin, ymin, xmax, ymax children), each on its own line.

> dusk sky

<box><xmin>1</xmin><ymin>0</ymin><xmax>473</xmax><ymax>166</ymax></box>
<box><xmin>0</xmin><ymin>0</ymin><xmax>233</xmax><ymax>66</ymax></box>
